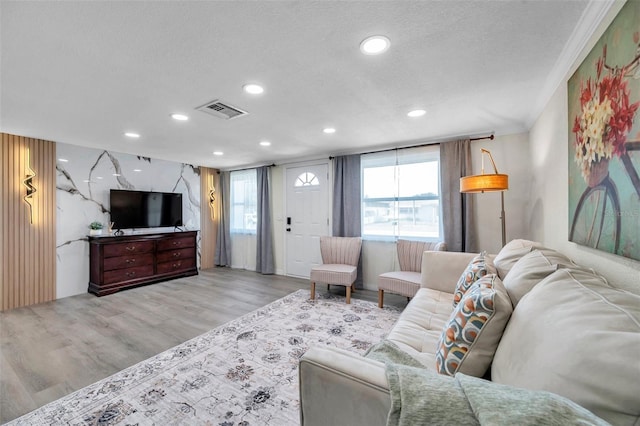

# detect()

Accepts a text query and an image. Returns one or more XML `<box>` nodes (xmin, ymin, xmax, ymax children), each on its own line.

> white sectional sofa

<box><xmin>299</xmin><ymin>240</ymin><xmax>640</xmax><ymax>426</ymax></box>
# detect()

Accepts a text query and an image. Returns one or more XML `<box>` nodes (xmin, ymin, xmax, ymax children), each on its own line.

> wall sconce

<box><xmin>23</xmin><ymin>147</ymin><xmax>37</xmax><ymax>224</ymax></box>
<box><xmin>208</xmin><ymin>174</ymin><xmax>216</xmax><ymax>221</ymax></box>
<box><xmin>460</xmin><ymin>148</ymin><xmax>509</xmax><ymax>246</ymax></box>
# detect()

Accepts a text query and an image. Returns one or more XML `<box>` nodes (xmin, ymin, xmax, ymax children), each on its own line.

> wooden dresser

<box><xmin>89</xmin><ymin>231</ymin><xmax>198</xmax><ymax>296</ymax></box>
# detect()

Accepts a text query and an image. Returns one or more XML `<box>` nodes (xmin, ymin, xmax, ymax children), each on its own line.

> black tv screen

<box><xmin>110</xmin><ymin>190</ymin><xmax>183</xmax><ymax>229</ymax></box>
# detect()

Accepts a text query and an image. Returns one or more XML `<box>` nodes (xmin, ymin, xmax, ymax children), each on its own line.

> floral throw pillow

<box><xmin>453</xmin><ymin>251</ymin><xmax>496</xmax><ymax>307</ymax></box>
<box><xmin>436</xmin><ymin>274</ymin><xmax>513</xmax><ymax>377</ymax></box>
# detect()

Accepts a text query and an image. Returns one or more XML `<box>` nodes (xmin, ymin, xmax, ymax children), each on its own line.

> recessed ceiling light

<box><xmin>133</xmin><ymin>169</ymin><xmax>142</xmax><ymax>172</ymax></box>
<box><xmin>83</xmin><ymin>180</ymin><xmax>91</xmax><ymax>183</ymax></box>
<box><xmin>407</xmin><ymin>109</ymin><xmax>426</xmax><ymax>117</ymax></box>
<box><xmin>96</xmin><ymin>176</ymin><xmax>103</xmax><ymax>180</ymax></box>
<box><xmin>58</xmin><ymin>158</ymin><xmax>69</xmax><ymax>162</ymax></box>
<box><xmin>171</xmin><ymin>113</ymin><xmax>189</xmax><ymax>121</ymax></box>
<box><xmin>113</xmin><ymin>173</ymin><xmax>121</xmax><ymax>177</ymax></box>
<box><xmin>213</xmin><ymin>151</ymin><xmax>224</xmax><ymax>156</ymax></box>
<box><xmin>360</xmin><ymin>35</ymin><xmax>390</xmax><ymax>55</ymax></box>
<box><xmin>124</xmin><ymin>132</ymin><xmax>140</xmax><ymax>138</ymax></box>
<box><xmin>323</xmin><ymin>128</ymin><xmax>336</xmax><ymax>134</ymax></box>
<box><xmin>243</xmin><ymin>84</ymin><xmax>264</xmax><ymax>95</ymax></box>
<box><xmin>260</xmin><ymin>141</ymin><xmax>271</xmax><ymax>146</ymax></box>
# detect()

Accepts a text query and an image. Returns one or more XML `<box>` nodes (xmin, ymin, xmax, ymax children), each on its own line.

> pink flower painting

<box><xmin>568</xmin><ymin>1</ymin><xmax>640</xmax><ymax>261</ymax></box>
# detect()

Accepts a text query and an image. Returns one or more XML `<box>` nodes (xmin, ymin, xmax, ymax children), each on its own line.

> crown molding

<box><xmin>525</xmin><ymin>0</ymin><xmax>617</xmax><ymax>129</ymax></box>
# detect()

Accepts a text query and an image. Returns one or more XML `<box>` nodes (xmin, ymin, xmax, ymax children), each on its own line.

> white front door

<box><xmin>285</xmin><ymin>163</ymin><xmax>330</xmax><ymax>278</ymax></box>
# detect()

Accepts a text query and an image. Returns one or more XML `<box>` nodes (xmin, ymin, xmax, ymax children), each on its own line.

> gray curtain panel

<box><xmin>214</xmin><ymin>171</ymin><xmax>232</xmax><ymax>267</ymax></box>
<box><xmin>332</xmin><ymin>154</ymin><xmax>363</xmax><ymax>288</ymax></box>
<box><xmin>332</xmin><ymin>155</ymin><xmax>361</xmax><ymax>237</ymax></box>
<box><xmin>256</xmin><ymin>166</ymin><xmax>275</xmax><ymax>274</ymax></box>
<box><xmin>440</xmin><ymin>139</ymin><xmax>477</xmax><ymax>252</ymax></box>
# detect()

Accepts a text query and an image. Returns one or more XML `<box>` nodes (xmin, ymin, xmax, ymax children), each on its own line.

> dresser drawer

<box><xmin>89</xmin><ymin>231</ymin><xmax>198</xmax><ymax>296</ymax></box>
<box><xmin>103</xmin><ymin>253</ymin><xmax>154</xmax><ymax>271</ymax></box>
<box><xmin>156</xmin><ymin>248</ymin><xmax>194</xmax><ymax>263</ymax></box>
<box><xmin>103</xmin><ymin>265</ymin><xmax>154</xmax><ymax>284</ymax></box>
<box><xmin>103</xmin><ymin>241</ymin><xmax>154</xmax><ymax>258</ymax></box>
<box><xmin>157</xmin><ymin>236</ymin><xmax>195</xmax><ymax>252</ymax></box>
<box><xmin>157</xmin><ymin>257</ymin><xmax>196</xmax><ymax>275</ymax></box>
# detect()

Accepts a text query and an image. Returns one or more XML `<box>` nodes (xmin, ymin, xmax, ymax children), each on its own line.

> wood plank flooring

<box><xmin>0</xmin><ymin>268</ymin><xmax>408</xmax><ymax>423</ymax></box>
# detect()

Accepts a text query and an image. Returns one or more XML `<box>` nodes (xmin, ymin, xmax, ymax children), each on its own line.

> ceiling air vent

<box><xmin>196</xmin><ymin>99</ymin><xmax>248</xmax><ymax>120</ymax></box>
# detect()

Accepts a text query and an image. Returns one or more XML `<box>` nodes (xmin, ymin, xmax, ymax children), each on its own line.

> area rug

<box><xmin>10</xmin><ymin>290</ymin><xmax>401</xmax><ymax>425</ymax></box>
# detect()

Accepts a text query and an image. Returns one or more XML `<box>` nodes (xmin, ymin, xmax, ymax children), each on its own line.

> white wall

<box><xmin>271</xmin><ymin>166</ymin><xmax>286</xmax><ymax>275</ymax></box>
<box><xmin>528</xmin><ymin>0</ymin><xmax>640</xmax><ymax>292</ymax></box>
<box><xmin>362</xmin><ymin>240</ymin><xmax>399</xmax><ymax>291</ymax></box>
<box><xmin>470</xmin><ymin>133</ymin><xmax>531</xmax><ymax>255</ymax></box>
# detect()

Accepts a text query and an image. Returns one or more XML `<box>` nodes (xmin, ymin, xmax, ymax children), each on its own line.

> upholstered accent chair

<box><xmin>377</xmin><ymin>240</ymin><xmax>446</xmax><ymax>307</ymax></box>
<box><xmin>310</xmin><ymin>236</ymin><xmax>362</xmax><ymax>304</ymax></box>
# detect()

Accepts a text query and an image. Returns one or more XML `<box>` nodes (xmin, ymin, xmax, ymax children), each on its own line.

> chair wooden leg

<box><xmin>346</xmin><ymin>285</ymin><xmax>351</xmax><ymax>304</ymax></box>
<box><xmin>327</xmin><ymin>284</ymin><xmax>330</xmax><ymax>291</ymax></box>
<box><xmin>311</xmin><ymin>282</ymin><xmax>316</xmax><ymax>300</ymax></box>
<box><xmin>351</xmin><ymin>284</ymin><xmax>355</xmax><ymax>293</ymax></box>
<box><xmin>378</xmin><ymin>289</ymin><xmax>384</xmax><ymax>308</ymax></box>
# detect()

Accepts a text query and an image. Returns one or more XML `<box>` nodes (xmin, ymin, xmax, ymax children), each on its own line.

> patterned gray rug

<box><xmin>10</xmin><ymin>289</ymin><xmax>400</xmax><ymax>425</ymax></box>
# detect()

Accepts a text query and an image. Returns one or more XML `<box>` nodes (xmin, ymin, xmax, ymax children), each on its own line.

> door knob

<box><xmin>286</xmin><ymin>228</ymin><xmax>291</xmax><ymax>232</ymax></box>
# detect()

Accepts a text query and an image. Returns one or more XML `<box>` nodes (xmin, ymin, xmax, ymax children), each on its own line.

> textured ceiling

<box><xmin>1</xmin><ymin>1</ymin><xmax>604</xmax><ymax>169</ymax></box>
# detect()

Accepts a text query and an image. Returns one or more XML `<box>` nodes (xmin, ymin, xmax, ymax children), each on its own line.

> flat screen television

<box><xmin>110</xmin><ymin>189</ymin><xmax>183</xmax><ymax>229</ymax></box>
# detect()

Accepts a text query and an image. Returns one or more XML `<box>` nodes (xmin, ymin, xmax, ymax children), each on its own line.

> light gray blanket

<box><xmin>365</xmin><ymin>340</ymin><xmax>610</xmax><ymax>426</ymax></box>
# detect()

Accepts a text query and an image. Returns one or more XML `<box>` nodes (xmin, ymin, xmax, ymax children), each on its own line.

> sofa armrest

<box><xmin>299</xmin><ymin>346</ymin><xmax>391</xmax><ymax>426</ymax></box>
<box><xmin>421</xmin><ymin>251</ymin><xmax>477</xmax><ymax>293</ymax></box>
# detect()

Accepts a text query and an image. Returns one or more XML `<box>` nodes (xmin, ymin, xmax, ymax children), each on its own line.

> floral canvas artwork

<box><xmin>568</xmin><ymin>0</ymin><xmax>640</xmax><ymax>260</ymax></box>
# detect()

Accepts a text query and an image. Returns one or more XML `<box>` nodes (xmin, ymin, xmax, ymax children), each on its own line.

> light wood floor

<box><xmin>0</xmin><ymin>268</ymin><xmax>408</xmax><ymax>423</ymax></box>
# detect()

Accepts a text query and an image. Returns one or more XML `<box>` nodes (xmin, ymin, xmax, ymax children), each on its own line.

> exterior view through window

<box><xmin>230</xmin><ymin>169</ymin><xmax>257</xmax><ymax>234</ymax></box>
<box><xmin>361</xmin><ymin>146</ymin><xmax>441</xmax><ymax>240</ymax></box>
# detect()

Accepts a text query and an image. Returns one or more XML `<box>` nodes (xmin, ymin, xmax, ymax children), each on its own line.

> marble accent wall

<box><xmin>56</xmin><ymin>143</ymin><xmax>201</xmax><ymax>299</ymax></box>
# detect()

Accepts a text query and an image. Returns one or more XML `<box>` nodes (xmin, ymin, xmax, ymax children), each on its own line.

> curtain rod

<box><xmin>217</xmin><ymin>163</ymin><xmax>275</xmax><ymax>174</ymax></box>
<box><xmin>218</xmin><ymin>133</ymin><xmax>495</xmax><ymax>172</ymax></box>
<box><xmin>329</xmin><ymin>134</ymin><xmax>494</xmax><ymax>160</ymax></box>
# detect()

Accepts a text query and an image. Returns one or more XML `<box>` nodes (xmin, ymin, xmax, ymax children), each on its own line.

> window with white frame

<box><xmin>361</xmin><ymin>146</ymin><xmax>441</xmax><ymax>240</ymax></box>
<box><xmin>230</xmin><ymin>169</ymin><xmax>257</xmax><ymax>234</ymax></box>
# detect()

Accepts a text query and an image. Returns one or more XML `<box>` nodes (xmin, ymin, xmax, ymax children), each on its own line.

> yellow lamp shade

<box><xmin>460</xmin><ymin>174</ymin><xmax>509</xmax><ymax>193</ymax></box>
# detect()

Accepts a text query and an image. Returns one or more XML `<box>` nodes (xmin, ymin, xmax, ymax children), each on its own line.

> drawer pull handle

<box><xmin>172</xmin><ymin>262</ymin><xmax>182</xmax><ymax>269</ymax></box>
<box><xmin>125</xmin><ymin>259</ymin><xmax>136</xmax><ymax>264</ymax></box>
<box><xmin>125</xmin><ymin>271</ymin><xmax>136</xmax><ymax>278</ymax></box>
<box><xmin>125</xmin><ymin>246</ymin><xmax>136</xmax><ymax>251</ymax></box>
<box><xmin>172</xmin><ymin>241</ymin><xmax>182</xmax><ymax>246</ymax></box>
<box><xmin>172</xmin><ymin>252</ymin><xmax>181</xmax><ymax>258</ymax></box>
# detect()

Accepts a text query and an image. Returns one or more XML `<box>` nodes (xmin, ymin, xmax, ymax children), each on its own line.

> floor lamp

<box><xmin>460</xmin><ymin>148</ymin><xmax>509</xmax><ymax>247</ymax></box>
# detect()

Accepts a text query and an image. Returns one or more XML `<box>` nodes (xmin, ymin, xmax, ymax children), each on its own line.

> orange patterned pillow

<box><xmin>452</xmin><ymin>252</ymin><xmax>496</xmax><ymax>307</ymax></box>
<box><xmin>437</xmin><ymin>274</ymin><xmax>512</xmax><ymax>377</ymax></box>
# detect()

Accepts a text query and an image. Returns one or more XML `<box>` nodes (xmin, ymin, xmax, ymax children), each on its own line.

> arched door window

<box><xmin>294</xmin><ymin>172</ymin><xmax>320</xmax><ymax>187</ymax></box>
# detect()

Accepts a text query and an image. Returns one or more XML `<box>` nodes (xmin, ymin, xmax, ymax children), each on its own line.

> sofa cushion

<box><xmin>493</xmin><ymin>239</ymin><xmax>542</xmax><ymax>279</ymax></box>
<box><xmin>492</xmin><ymin>268</ymin><xmax>640</xmax><ymax>426</ymax></box>
<box><xmin>502</xmin><ymin>248</ymin><xmax>576</xmax><ymax>306</ymax></box>
<box><xmin>421</xmin><ymin>251</ymin><xmax>477</xmax><ymax>294</ymax></box>
<box><xmin>453</xmin><ymin>252</ymin><xmax>496</xmax><ymax>307</ymax></box>
<box><xmin>386</xmin><ymin>288</ymin><xmax>454</xmax><ymax>369</ymax></box>
<box><xmin>436</xmin><ymin>274</ymin><xmax>512</xmax><ymax>377</ymax></box>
